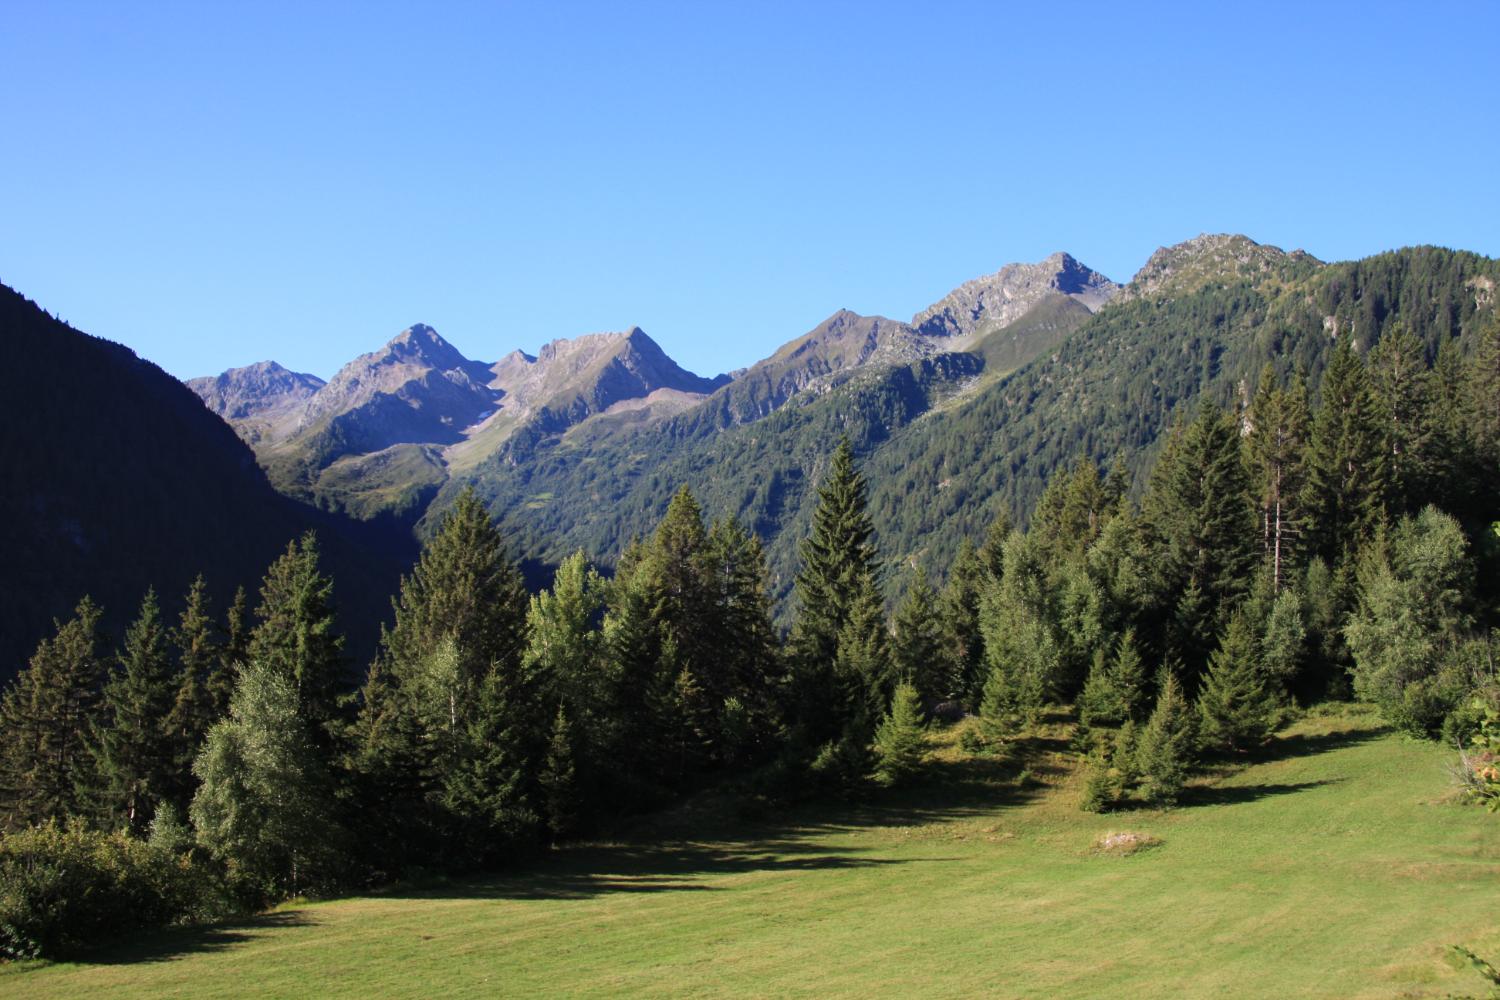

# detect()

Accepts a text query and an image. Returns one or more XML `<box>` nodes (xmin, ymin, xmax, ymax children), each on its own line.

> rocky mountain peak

<box><xmin>186</xmin><ymin>360</ymin><xmax>325</xmax><ymax>422</ymax></box>
<box><xmin>1117</xmin><ymin>234</ymin><xmax>1322</xmax><ymax>303</ymax></box>
<box><xmin>912</xmin><ymin>253</ymin><xmax>1119</xmax><ymax>340</ymax></box>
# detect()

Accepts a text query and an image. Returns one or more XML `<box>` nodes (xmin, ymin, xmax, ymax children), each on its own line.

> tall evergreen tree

<box><xmin>90</xmin><ymin>589</ymin><xmax>179</xmax><ymax>833</ymax></box>
<box><xmin>248</xmin><ymin>533</ymin><xmax>345</xmax><ymax>737</ymax></box>
<box><xmin>1143</xmin><ymin>400</ymin><xmax>1258</xmax><ymax>680</ymax></box>
<box><xmin>1197</xmin><ymin>614</ymin><xmax>1279</xmax><ymax>751</ymax></box>
<box><xmin>790</xmin><ymin>439</ymin><xmax>885</xmax><ymax>748</ymax></box>
<box><xmin>0</xmin><ymin>598</ymin><xmax>109</xmax><ymax>830</ymax></box>
<box><xmin>163</xmin><ymin>576</ymin><xmax>220</xmax><ymax>813</ymax></box>
<box><xmin>703</xmin><ymin>517</ymin><xmax>783</xmax><ymax>759</ymax></box>
<box><xmin>1134</xmin><ymin>672</ymin><xmax>1195</xmax><ymax>806</ymax></box>
<box><xmin>1368</xmin><ymin>325</ymin><xmax>1435</xmax><ymax>517</ymax></box>
<box><xmin>890</xmin><ymin>567</ymin><xmax>951</xmax><ymax>707</ymax></box>
<box><xmin>1246</xmin><ymin>366</ymin><xmax>1310</xmax><ymax>591</ymax></box>
<box><xmin>1302</xmin><ymin>336</ymin><xmax>1388</xmax><ymax>564</ymax></box>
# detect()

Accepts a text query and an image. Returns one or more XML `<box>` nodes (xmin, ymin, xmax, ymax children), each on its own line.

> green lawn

<box><xmin>9</xmin><ymin>705</ymin><xmax>1499</xmax><ymax>999</ymax></box>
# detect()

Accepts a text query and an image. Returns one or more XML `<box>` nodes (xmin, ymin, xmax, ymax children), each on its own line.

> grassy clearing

<box><xmin>9</xmin><ymin>705</ymin><xmax>1500</xmax><ymax>999</ymax></box>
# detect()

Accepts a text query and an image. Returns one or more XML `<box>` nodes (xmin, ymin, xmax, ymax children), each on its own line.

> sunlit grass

<box><xmin>10</xmin><ymin>704</ymin><xmax>1498</xmax><ymax>998</ymax></box>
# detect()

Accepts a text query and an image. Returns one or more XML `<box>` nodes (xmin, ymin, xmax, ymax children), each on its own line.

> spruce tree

<box><xmin>0</xmin><ymin>598</ymin><xmax>108</xmax><ymax>830</ymax></box>
<box><xmin>163</xmin><ymin>576</ymin><xmax>219</xmax><ymax>813</ymax></box>
<box><xmin>703</xmin><ymin>517</ymin><xmax>783</xmax><ymax>757</ymax></box>
<box><xmin>790</xmin><ymin>439</ymin><xmax>884</xmax><ymax>748</ymax></box>
<box><xmin>90</xmin><ymin>589</ymin><xmax>179</xmax><ymax>833</ymax></box>
<box><xmin>248</xmin><ymin>533</ymin><xmax>345</xmax><ymax>738</ymax></box>
<box><xmin>1368</xmin><ymin>325</ymin><xmax>1435</xmax><ymax>517</ymax></box>
<box><xmin>890</xmin><ymin>567</ymin><xmax>951</xmax><ymax>708</ymax></box>
<box><xmin>1143</xmin><ymin>400</ymin><xmax>1257</xmax><ymax>681</ymax></box>
<box><xmin>872</xmin><ymin>682</ymin><xmax>926</xmax><ymax>787</ymax></box>
<box><xmin>539</xmin><ymin>705</ymin><xmax>579</xmax><ymax>841</ymax></box>
<box><xmin>1302</xmin><ymin>336</ymin><xmax>1388</xmax><ymax>564</ymax></box>
<box><xmin>1135</xmin><ymin>672</ymin><xmax>1195</xmax><ymax>807</ymax></box>
<box><xmin>1246</xmin><ymin>366</ymin><xmax>1310</xmax><ymax>591</ymax></box>
<box><xmin>938</xmin><ymin>539</ymin><xmax>989</xmax><ymax>710</ymax></box>
<box><xmin>1197</xmin><ymin>614</ymin><xmax>1279</xmax><ymax>751</ymax></box>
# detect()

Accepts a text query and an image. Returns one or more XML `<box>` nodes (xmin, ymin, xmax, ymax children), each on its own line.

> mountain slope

<box><xmin>0</xmin><ymin>283</ymin><xmax>412</xmax><ymax>678</ymax></box>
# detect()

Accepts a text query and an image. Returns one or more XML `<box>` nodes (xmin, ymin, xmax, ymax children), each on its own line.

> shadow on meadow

<box><xmin>62</xmin><ymin>911</ymin><xmax>316</xmax><ymax>967</ymax></box>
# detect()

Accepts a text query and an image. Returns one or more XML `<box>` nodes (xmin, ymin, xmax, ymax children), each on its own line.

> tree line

<box><xmin>0</xmin><ymin>320</ymin><xmax>1496</xmax><ymax>955</ymax></box>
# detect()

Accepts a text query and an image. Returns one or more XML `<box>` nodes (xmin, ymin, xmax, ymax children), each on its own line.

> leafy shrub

<box><xmin>0</xmin><ymin>822</ymin><xmax>231</xmax><ymax>959</ymax></box>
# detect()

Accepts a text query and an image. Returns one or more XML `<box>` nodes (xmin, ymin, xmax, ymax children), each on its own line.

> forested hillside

<box><xmin>0</xmin><ymin>284</ymin><xmax>413</xmax><ymax>679</ymax></box>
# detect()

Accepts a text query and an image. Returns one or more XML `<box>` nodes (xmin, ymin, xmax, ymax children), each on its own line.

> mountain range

<box><xmin>4</xmin><ymin>233</ymin><xmax>1495</xmax><ymax>675</ymax></box>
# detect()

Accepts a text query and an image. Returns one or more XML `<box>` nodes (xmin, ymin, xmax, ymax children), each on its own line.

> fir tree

<box><xmin>0</xmin><ymin>598</ymin><xmax>109</xmax><ymax>830</ymax></box>
<box><xmin>1246</xmin><ymin>366</ymin><xmax>1310</xmax><ymax>591</ymax></box>
<box><xmin>247</xmin><ymin>533</ymin><xmax>345</xmax><ymax>737</ymax></box>
<box><xmin>703</xmin><ymin>517</ymin><xmax>783</xmax><ymax>757</ymax></box>
<box><xmin>163</xmin><ymin>576</ymin><xmax>219</xmax><ymax>813</ymax></box>
<box><xmin>938</xmin><ymin>539</ymin><xmax>989</xmax><ymax>710</ymax></box>
<box><xmin>1197</xmin><ymin>614</ymin><xmax>1279</xmax><ymax>751</ymax></box>
<box><xmin>90</xmin><ymin>589</ymin><xmax>179</xmax><ymax>833</ymax></box>
<box><xmin>789</xmin><ymin>439</ymin><xmax>884</xmax><ymax>747</ymax></box>
<box><xmin>872</xmin><ymin>682</ymin><xmax>926</xmax><ymax>787</ymax></box>
<box><xmin>1135</xmin><ymin>672</ymin><xmax>1195</xmax><ymax>806</ymax></box>
<box><xmin>1302</xmin><ymin>336</ymin><xmax>1388</xmax><ymax>564</ymax></box>
<box><xmin>1143</xmin><ymin>400</ymin><xmax>1257</xmax><ymax>681</ymax></box>
<box><xmin>1368</xmin><ymin>325</ymin><xmax>1435</xmax><ymax>517</ymax></box>
<box><xmin>890</xmin><ymin>567</ymin><xmax>951</xmax><ymax>707</ymax></box>
<box><xmin>539</xmin><ymin>706</ymin><xmax>578</xmax><ymax>841</ymax></box>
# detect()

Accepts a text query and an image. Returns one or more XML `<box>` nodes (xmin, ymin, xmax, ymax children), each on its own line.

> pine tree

<box><xmin>247</xmin><ymin>533</ymin><xmax>345</xmax><ymax>738</ymax></box>
<box><xmin>872</xmin><ymin>682</ymin><xmax>926</xmax><ymax>787</ymax></box>
<box><xmin>1135</xmin><ymin>673</ymin><xmax>1195</xmax><ymax>806</ymax></box>
<box><xmin>0</xmin><ymin>598</ymin><xmax>109</xmax><ymax>830</ymax></box>
<box><xmin>938</xmin><ymin>539</ymin><xmax>989</xmax><ymax>710</ymax></box>
<box><xmin>90</xmin><ymin>589</ymin><xmax>179</xmax><ymax>833</ymax></box>
<box><xmin>210</xmin><ymin>586</ymin><xmax>250</xmax><ymax>719</ymax></box>
<box><xmin>890</xmin><ymin>567</ymin><xmax>951</xmax><ymax>708</ymax></box>
<box><xmin>977</xmin><ymin>532</ymin><xmax>1058</xmax><ymax>734</ymax></box>
<box><xmin>703</xmin><ymin>517</ymin><xmax>783</xmax><ymax>758</ymax></box>
<box><xmin>1197</xmin><ymin>614</ymin><xmax>1279</xmax><ymax>751</ymax></box>
<box><xmin>1302</xmin><ymin>336</ymin><xmax>1388</xmax><ymax>564</ymax></box>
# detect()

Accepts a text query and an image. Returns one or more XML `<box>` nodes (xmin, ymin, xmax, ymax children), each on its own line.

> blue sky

<box><xmin>2</xmin><ymin>1</ymin><xmax>1496</xmax><ymax>381</ymax></box>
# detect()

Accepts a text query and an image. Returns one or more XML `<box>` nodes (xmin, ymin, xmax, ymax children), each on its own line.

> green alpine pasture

<box><xmin>9</xmin><ymin>705</ymin><xmax>1499</xmax><ymax>999</ymax></box>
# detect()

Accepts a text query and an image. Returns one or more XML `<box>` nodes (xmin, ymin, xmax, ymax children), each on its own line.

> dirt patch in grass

<box><xmin>1092</xmin><ymin>831</ymin><xmax>1162</xmax><ymax>856</ymax></box>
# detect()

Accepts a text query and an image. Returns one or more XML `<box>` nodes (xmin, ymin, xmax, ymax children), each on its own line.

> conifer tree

<box><xmin>790</xmin><ymin>439</ymin><xmax>884</xmax><ymax>748</ymax></box>
<box><xmin>1368</xmin><ymin>325</ymin><xmax>1435</xmax><ymax>517</ymax></box>
<box><xmin>1135</xmin><ymin>672</ymin><xmax>1195</xmax><ymax>806</ymax></box>
<box><xmin>1197</xmin><ymin>614</ymin><xmax>1279</xmax><ymax>751</ymax></box>
<box><xmin>211</xmin><ymin>586</ymin><xmax>250</xmax><ymax>719</ymax></box>
<box><xmin>977</xmin><ymin>532</ymin><xmax>1058</xmax><ymax>733</ymax></box>
<box><xmin>704</xmin><ymin>517</ymin><xmax>783</xmax><ymax>756</ymax></box>
<box><xmin>1143</xmin><ymin>400</ymin><xmax>1257</xmax><ymax>680</ymax></box>
<box><xmin>248</xmin><ymin>533</ymin><xmax>345</xmax><ymax>737</ymax></box>
<box><xmin>1246</xmin><ymin>366</ymin><xmax>1310</xmax><ymax>591</ymax></box>
<box><xmin>90</xmin><ymin>589</ymin><xmax>179</xmax><ymax>833</ymax></box>
<box><xmin>1258</xmin><ymin>587</ymin><xmax>1307</xmax><ymax>692</ymax></box>
<box><xmin>597</xmin><ymin>556</ymin><xmax>676</xmax><ymax>803</ymax></box>
<box><xmin>938</xmin><ymin>539</ymin><xmax>989</xmax><ymax>709</ymax></box>
<box><xmin>0</xmin><ymin>598</ymin><xmax>108</xmax><ymax>830</ymax></box>
<box><xmin>890</xmin><ymin>567</ymin><xmax>951</xmax><ymax>708</ymax></box>
<box><xmin>163</xmin><ymin>576</ymin><xmax>219</xmax><ymax>812</ymax></box>
<box><xmin>872</xmin><ymin>682</ymin><xmax>926</xmax><ymax>787</ymax></box>
<box><xmin>539</xmin><ymin>705</ymin><xmax>578</xmax><ymax>841</ymax></box>
<box><xmin>1302</xmin><ymin>336</ymin><xmax>1388</xmax><ymax>564</ymax></box>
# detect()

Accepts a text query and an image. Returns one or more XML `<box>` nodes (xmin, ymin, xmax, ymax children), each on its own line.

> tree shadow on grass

<box><xmin>1180</xmin><ymin>778</ymin><xmax>1344</xmax><ymax>808</ymax></box>
<box><xmin>1245</xmin><ymin>725</ymin><xmax>1387</xmax><ymax>764</ymax></box>
<box><xmin>63</xmin><ymin>910</ymin><xmax>316</xmax><ymax>967</ymax></box>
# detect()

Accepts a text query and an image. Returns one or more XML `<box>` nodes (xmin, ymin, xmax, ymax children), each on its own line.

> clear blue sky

<box><xmin>2</xmin><ymin>1</ymin><xmax>1496</xmax><ymax>381</ymax></box>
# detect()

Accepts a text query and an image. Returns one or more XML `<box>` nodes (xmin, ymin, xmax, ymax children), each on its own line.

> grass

<box><xmin>9</xmin><ymin>704</ymin><xmax>1500</xmax><ymax>999</ymax></box>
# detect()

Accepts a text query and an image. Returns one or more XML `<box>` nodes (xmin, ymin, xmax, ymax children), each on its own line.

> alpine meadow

<box><xmin>3</xmin><ymin>5</ymin><xmax>1500</xmax><ymax>998</ymax></box>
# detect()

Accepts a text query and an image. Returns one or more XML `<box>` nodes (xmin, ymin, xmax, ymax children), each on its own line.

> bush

<box><xmin>0</xmin><ymin>822</ymin><xmax>231</xmax><ymax>959</ymax></box>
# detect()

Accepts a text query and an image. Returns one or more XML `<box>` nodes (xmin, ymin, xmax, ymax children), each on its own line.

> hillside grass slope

<box><xmin>10</xmin><ymin>705</ymin><xmax>1498</xmax><ymax>999</ymax></box>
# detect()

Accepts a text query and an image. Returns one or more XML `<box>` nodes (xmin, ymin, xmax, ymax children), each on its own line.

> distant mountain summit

<box><xmin>1116</xmin><ymin>233</ymin><xmax>1322</xmax><ymax>304</ymax></box>
<box><xmin>913</xmin><ymin>252</ymin><xmax>1119</xmax><ymax>340</ymax></box>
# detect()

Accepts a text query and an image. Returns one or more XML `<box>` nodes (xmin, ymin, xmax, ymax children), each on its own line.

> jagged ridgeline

<box><xmin>186</xmin><ymin>238</ymin><xmax>1500</xmax><ymax>618</ymax></box>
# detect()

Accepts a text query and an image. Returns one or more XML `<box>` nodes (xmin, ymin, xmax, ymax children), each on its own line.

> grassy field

<box><xmin>9</xmin><ymin>704</ymin><xmax>1500</xmax><ymax>999</ymax></box>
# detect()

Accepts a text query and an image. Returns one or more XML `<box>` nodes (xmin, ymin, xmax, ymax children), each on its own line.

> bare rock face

<box><xmin>912</xmin><ymin>252</ymin><xmax>1119</xmax><ymax>341</ymax></box>
<box><xmin>1115</xmin><ymin>234</ymin><xmax>1322</xmax><ymax>304</ymax></box>
<box><xmin>187</xmin><ymin>361</ymin><xmax>325</xmax><ymax>423</ymax></box>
